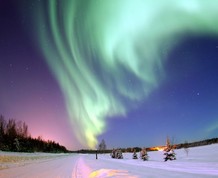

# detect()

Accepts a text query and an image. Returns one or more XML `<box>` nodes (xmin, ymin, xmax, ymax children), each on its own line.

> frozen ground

<box><xmin>0</xmin><ymin>144</ymin><xmax>218</xmax><ymax>178</ymax></box>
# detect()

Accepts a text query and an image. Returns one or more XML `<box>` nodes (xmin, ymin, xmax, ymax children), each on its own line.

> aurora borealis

<box><xmin>1</xmin><ymin>0</ymin><xmax>218</xmax><ymax>150</ymax></box>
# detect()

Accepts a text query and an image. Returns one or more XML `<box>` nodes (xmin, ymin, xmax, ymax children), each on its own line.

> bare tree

<box><xmin>16</xmin><ymin>121</ymin><xmax>29</xmax><ymax>138</ymax></box>
<box><xmin>98</xmin><ymin>139</ymin><xmax>106</xmax><ymax>153</ymax></box>
<box><xmin>166</xmin><ymin>136</ymin><xmax>170</xmax><ymax>148</ymax></box>
<box><xmin>184</xmin><ymin>141</ymin><xmax>189</xmax><ymax>156</ymax></box>
<box><xmin>6</xmin><ymin>119</ymin><xmax>17</xmax><ymax>138</ymax></box>
<box><xmin>22</xmin><ymin>121</ymin><xmax>29</xmax><ymax>138</ymax></box>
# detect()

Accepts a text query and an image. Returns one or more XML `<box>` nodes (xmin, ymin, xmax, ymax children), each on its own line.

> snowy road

<box><xmin>0</xmin><ymin>154</ymin><xmax>77</xmax><ymax>178</ymax></box>
<box><xmin>1</xmin><ymin>144</ymin><xmax>218</xmax><ymax>178</ymax></box>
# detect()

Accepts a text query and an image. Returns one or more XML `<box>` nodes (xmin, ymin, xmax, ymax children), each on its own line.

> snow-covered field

<box><xmin>0</xmin><ymin>144</ymin><xmax>218</xmax><ymax>178</ymax></box>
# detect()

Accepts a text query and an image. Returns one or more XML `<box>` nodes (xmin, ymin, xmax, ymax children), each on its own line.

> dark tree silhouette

<box><xmin>98</xmin><ymin>139</ymin><xmax>106</xmax><ymax>153</ymax></box>
<box><xmin>0</xmin><ymin>114</ymin><xmax>68</xmax><ymax>153</ymax></box>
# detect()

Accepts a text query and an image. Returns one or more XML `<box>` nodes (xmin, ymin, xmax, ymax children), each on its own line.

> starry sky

<box><xmin>1</xmin><ymin>0</ymin><xmax>218</xmax><ymax>150</ymax></box>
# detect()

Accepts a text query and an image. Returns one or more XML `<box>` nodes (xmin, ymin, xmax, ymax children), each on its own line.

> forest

<box><xmin>0</xmin><ymin>115</ymin><xmax>68</xmax><ymax>153</ymax></box>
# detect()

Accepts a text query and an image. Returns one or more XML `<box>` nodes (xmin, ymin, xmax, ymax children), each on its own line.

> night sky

<box><xmin>1</xmin><ymin>0</ymin><xmax>218</xmax><ymax>150</ymax></box>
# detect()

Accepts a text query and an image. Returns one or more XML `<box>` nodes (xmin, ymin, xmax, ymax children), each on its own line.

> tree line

<box><xmin>176</xmin><ymin>138</ymin><xmax>218</xmax><ymax>149</ymax></box>
<box><xmin>75</xmin><ymin>137</ymin><xmax>218</xmax><ymax>154</ymax></box>
<box><xmin>0</xmin><ymin>115</ymin><xmax>68</xmax><ymax>153</ymax></box>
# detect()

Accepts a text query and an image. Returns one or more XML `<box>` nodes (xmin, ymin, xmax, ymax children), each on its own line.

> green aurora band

<box><xmin>34</xmin><ymin>0</ymin><xmax>218</xmax><ymax>148</ymax></box>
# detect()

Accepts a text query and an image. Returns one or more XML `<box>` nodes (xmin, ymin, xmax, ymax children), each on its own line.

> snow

<box><xmin>0</xmin><ymin>144</ymin><xmax>218</xmax><ymax>178</ymax></box>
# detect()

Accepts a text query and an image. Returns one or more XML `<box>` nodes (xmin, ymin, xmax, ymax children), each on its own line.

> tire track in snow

<box><xmin>72</xmin><ymin>156</ymin><xmax>92</xmax><ymax>178</ymax></box>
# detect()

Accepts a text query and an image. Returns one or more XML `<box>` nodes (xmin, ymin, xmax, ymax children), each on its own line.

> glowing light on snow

<box><xmin>89</xmin><ymin>169</ymin><xmax>137</xmax><ymax>178</ymax></box>
<box><xmin>33</xmin><ymin>0</ymin><xmax>218</xmax><ymax>148</ymax></box>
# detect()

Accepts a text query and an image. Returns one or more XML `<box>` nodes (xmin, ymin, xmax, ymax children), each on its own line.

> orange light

<box><xmin>148</xmin><ymin>146</ymin><xmax>168</xmax><ymax>151</ymax></box>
